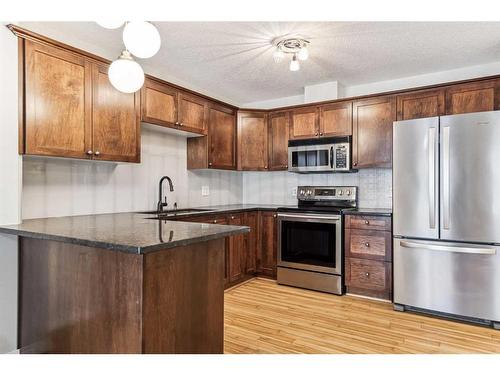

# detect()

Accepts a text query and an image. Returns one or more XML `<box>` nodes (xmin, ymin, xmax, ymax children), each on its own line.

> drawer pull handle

<box><xmin>365</xmin><ymin>220</ymin><xmax>369</xmax><ymax>225</ymax></box>
<box><xmin>365</xmin><ymin>242</ymin><xmax>370</xmax><ymax>247</ymax></box>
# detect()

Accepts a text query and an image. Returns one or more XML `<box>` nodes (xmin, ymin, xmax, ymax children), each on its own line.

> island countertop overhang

<box><xmin>0</xmin><ymin>212</ymin><xmax>249</xmax><ymax>254</ymax></box>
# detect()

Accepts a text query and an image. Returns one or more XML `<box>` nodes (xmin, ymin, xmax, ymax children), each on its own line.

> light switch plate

<box><xmin>201</xmin><ymin>185</ymin><xmax>210</xmax><ymax>196</ymax></box>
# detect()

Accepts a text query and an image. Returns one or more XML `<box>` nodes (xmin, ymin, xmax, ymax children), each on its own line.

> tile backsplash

<box><xmin>22</xmin><ymin>126</ymin><xmax>391</xmax><ymax>219</ymax></box>
<box><xmin>22</xmin><ymin>125</ymin><xmax>243</xmax><ymax>219</ymax></box>
<box><xmin>242</xmin><ymin>169</ymin><xmax>392</xmax><ymax>208</ymax></box>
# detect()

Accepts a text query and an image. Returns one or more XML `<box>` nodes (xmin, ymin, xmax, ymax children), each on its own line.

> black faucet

<box><xmin>157</xmin><ymin>176</ymin><xmax>174</xmax><ymax>213</ymax></box>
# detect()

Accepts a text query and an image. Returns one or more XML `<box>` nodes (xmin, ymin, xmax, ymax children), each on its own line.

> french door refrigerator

<box><xmin>393</xmin><ymin>111</ymin><xmax>500</xmax><ymax>329</ymax></box>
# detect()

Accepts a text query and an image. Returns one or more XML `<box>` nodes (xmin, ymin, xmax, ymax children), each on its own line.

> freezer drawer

<box><xmin>394</xmin><ymin>238</ymin><xmax>500</xmax><ymax>323</ymax></box>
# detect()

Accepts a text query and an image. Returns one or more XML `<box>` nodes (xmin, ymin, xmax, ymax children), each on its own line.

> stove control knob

<box><xmin>338</xmin><ymin>190</ymin><xmax>343</xmax><ymax>196</ymax></box>
<box><xmin>346</xmin><ymin>190</ymin><xmax>351</xmax><ymax>196</ymax></box>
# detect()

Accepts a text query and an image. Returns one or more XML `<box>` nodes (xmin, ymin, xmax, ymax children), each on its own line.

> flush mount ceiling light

<box><xmin>108</xmin><ymin>50</ymin><xmax>145</xmax><ymax>93</ymax></box>
<box><xmin>272</xmin><ymin>37</ymin><xmax>310</xmax><ymax>72</ymax></box>
<box><xmin>96</xmin><ymin>21</ymin><xmax>161</xmax><ymax>93</ymax></box>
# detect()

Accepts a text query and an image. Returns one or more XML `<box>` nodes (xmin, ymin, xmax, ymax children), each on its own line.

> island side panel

<box><xmin>142</xmin><ymin>238</ymin><xmax>225</xmax><ymax>354</ymax></box>
<box><xmin>19</xmin><ymin>237</ymin><xmax>143</xmax><ymax>353</ymax></box>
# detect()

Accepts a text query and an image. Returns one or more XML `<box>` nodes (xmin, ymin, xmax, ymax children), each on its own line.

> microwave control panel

<box><xmin>333</xmin><ymin>143</ymin><xmax>350</xmax><ymax>171</ymax></box>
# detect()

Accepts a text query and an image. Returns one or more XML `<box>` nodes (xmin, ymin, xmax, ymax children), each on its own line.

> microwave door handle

<box><xmin>330</xmin><ymin>146</ymin><xmax>334</xmax><ymax>168</ymax></box>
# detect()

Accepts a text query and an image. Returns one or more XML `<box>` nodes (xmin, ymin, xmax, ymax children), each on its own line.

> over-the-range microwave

<box><xmin>288</xmin><ymin>136</ymin><xmax>353</xmax><ymax>173</ymax></box>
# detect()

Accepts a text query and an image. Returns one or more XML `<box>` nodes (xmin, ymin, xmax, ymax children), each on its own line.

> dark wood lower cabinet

<box><xmin>257</xmin><ymin>211</ymin><xmax>278</xmax><ymax>278</ymax></box>
<box><xmin>19</xmin><ymin>237</ymin><xmax>225</xmax><ymax>354</ymax></box>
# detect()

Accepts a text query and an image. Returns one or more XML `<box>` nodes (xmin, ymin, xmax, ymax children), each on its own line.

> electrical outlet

<box><xmin>292</xmin><ymin>187</ymin><xmax>297</xmax><ymax>197</ymax></box>
<box><xmin>201</xmin><ymin>185</ymin><xmax>210</xmax><ymax>196</ymax></box>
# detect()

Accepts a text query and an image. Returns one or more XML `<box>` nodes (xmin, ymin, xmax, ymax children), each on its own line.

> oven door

<box><xmin>288</xmin><ymin>145</ymin><xmax>333</xmax><ymax>173</ymax></box>
<box><xmin>277</xmin><ymin>212</ymin><xmax>342</xmax><ymax>275</ymax></box>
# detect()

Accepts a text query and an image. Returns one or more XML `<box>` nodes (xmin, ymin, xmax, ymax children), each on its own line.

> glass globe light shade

<box><xmin>96</xmin><ymin>20</ymin><xmax>124</xmax><ymax>29</ymax></box>
<box><xmin>298</xmin><ymin>46</ymin><xmax>309</xmax><ymax>61</ymax></box>
<box><xmin>108</xmin><ymin>51</ymin><xmax>145</xmax><ymax>93</ymax></box>
<box><xmin>123</xmin><ymin>21</ymin><xmax>161</xmax><ymax>58</ymax></box>
<box><xmin>289</xmin><ymin>55</ymin><xmax>300</xmax><ymax>71</ymax></box>
<box><xmin>273</xmin><ymin>48</ymin><xmax>284</xmax><ymax>63</ymax></box>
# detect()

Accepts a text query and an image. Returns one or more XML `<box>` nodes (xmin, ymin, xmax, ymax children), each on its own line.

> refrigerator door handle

<box><xmin>442</xmin><ymin>126</ymin><xmax>450</xmax><ymax>230</ymax></box>
<box><xmin>400</xmin><ymin>240</ymin><xmax>496</xmax><ymax>255</ymax></box>
<box><xmin>428</xmin><ymin>127</ymin><xmax>436</xmax><ymax>229</ymax></box>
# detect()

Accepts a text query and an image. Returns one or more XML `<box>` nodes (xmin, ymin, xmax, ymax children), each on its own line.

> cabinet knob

<box><xmin>264</xmin><ymin>165</ymin><xmax>268</xmax><ymax>169</ymax></box>
<box><xmin>213</xmin><ymin>220</ymin><xmax>217</xmax><ymax>224</ymax></box>
<box><xmin>94</xmin><ymin>151</ymin><xmax>100</xmax><ymax>156</ymax></box>
<box><xmin>273</xmin><ymin>214</ymin><xmax>277</xmax><ymax>218</ymax></box>
<box><xmin>208</xmin><ymin>162</ymin><xmax>212</xmax><ymax>167</ymax></box>
<box><xmin>319</xmin><ymin>132</ymin><xmax>323</xmax><ymax>136</ymax></box>
<box><xmin>365</xmin><ymin>220</ymin><xmax>370</xmax><ymax>225</ymax></box>
<box><xmin>175</xmin><ymin>121</ymin><xmax>180</xmax><ymax>125</ymax></box>
<box><xmin>231</xmin><ymin>216</ymin><xmax>235</xmax><ymax>220</ymax></box>
<box><xmin>365</xmin><ymin>242</ymin><xmax>370</xmax><ymax>247</ymax></box>
<box><xmin>86</xmin><ymin>150</ymin><xmax>93</xmax><ymax>155</ymax></box>
<box><xmin>180</xmin><ymin>123</ymin><xmax>184</xmax><ymax>126</ymax></box>
<box><xmin>315</xmin><ymin>132</ymin><xmax>319</xmax><ymax>136</ymax></box>
<box><xmin>353</xmin><ymin>162</ymin><xmax>357</xmax><ymax>166</ymax></box>
<box><xmin>365</xmin><ymin>272</ymin><xmax>370</xmax><ymax>277</ymax></box>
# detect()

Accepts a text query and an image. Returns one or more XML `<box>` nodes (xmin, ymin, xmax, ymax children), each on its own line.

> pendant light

<box><xmin>108</xmin><ymin>50</ymin><xmax>145</xmax><ymax>93</ymax></box>
<box><xmin>123</xmin><ymin>21</ymin><xmax>161</xmax><ymax>59</ymax></box>
<box><xmin>96</xmin><ymin>20</ymin><xmax>124</xmax><ymax>30</ymax></box>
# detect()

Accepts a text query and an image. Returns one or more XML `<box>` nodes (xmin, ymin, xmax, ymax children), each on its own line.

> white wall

<box><xmin>0</xmin><ymin>23</ymin><xmax>21</xmax><ymax>353</ymax></box>
<box><xmin>22</xmin><ymin>125</ymin><xmax>243</xmax><ymax>219</ymax></box>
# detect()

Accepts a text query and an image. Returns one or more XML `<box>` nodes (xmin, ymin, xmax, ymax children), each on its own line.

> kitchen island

<box><xmin>0</xmin><ymin>212</ymin><xmax>249</xmax><ymax>354</ymax></box>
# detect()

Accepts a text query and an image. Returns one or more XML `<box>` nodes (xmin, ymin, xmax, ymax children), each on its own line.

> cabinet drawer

<box><xmin>345</xmin><ymin>229</ymin><xmax>391</xmax><ymax>261</ymax></box>
<box><xmin>345</xmin><ymin>215</ymin><xmax>391</xmax><ymax>231</ymax></box>
<box><xmin>345</xmin><ymin>258</ymin><xmax>392</xmax><ymax>300</ymax></box>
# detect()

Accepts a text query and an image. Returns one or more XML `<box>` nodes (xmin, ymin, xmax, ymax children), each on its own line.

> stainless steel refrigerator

<box><xmin>393</xmin><ymin>111</ymin><xmax>500</xmax><ymax>329</ymax></box>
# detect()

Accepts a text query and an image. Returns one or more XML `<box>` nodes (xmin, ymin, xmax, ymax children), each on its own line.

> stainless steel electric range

<box><xmin>277</xmin><ymin>186</ymin><xmax>358</xmax><ymax>295</ymax></box>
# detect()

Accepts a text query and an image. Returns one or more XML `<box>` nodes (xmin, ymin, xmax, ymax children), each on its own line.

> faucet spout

<box><xmin>157</xmin><ymin>176</ymin><xmax>175</xmax><ymax>213</ymax></box>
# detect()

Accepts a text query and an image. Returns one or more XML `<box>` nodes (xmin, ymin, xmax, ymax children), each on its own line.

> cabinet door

<box><xmin>289</xmin><ymin>106</ymin><xmax>319</xmax><ymax>139</ymax></box>
<box><xmin>268</xmin><ymin>111</ymin><xmax>289</xmax><ymax>170</ymax></box>
<box><xmin>228</xmin><ymin>214</ymin><xmax>245</xmax><ymax>283</ymax></box>
<box><xmin>208</xmin><ymin>105</ymin><xmax>236</xmax><ymax>169</ymax></box>
<box><xmin>141</xmin><ymin>78</ymin><xmax>178</xmax><ymax>127</ymax></box>
<box><xmin>91</xmin><ymin>63</ymin><xmax>140</xmax><ymax>163</ymax></box>
<box><xmin>243</xmin><ymin>211</ymin><xmax>259</xmax><ymax>275</ymax></box>
<box><xmin>319</xmin><ymin>101</ymin><xmax>352</xmax><ymax>136</ymax></box>
<box><xmin>178</xmin><ymin>93</ymin><xmax>208</xmax><ymax>135</ymax></box>
<box><xmin>237</xmin><ymin>111</ymin><xmax>268</xmax><ymax>170</ymax></box>
<box><xmin>445</xmin><ymin>80</ymin><xmax>500</xmax><ymax>115</ymax></box>
<box><xmin>352</xmin><ymin>96</ymin><xmax>396</xmax><ymax>168</ymax></box>
<box><xmin>24</xmin><ymin>40</ymin><xmax>91</xmax><ymax>158</ymax></box>
<box><xmin>258</xmin><ymin>211</ymin><xmax>277</xmax><ymax>278</ymax></box>
<box><xmin>397</xmin><ymin>89</ymin><xmax>445</xmax><ymax>120</ymax></box>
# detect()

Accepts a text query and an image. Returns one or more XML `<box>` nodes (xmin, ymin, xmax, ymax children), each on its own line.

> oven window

<box><xmin>281</xmin><ymin>220</ymin><xmax>336</xmax><ymax>268</ymax></box>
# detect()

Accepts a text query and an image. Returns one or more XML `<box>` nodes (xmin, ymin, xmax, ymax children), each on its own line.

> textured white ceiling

<box><xmin>18</xmin><ymin>22</ymin><xmax>500</xmax><ymax>105</ymax></box>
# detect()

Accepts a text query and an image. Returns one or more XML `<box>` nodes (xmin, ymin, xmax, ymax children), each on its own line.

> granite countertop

<box><xmin>0</xmin><ymin>212</ymin><xmax>250</xmax><ymax>254</ymax></box>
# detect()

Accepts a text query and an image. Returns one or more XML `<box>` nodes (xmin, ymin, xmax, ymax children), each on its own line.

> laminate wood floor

<box><xmin>224</xmin><ymin>278</ymin><xmax>500</xmax><ymax>354</ymax></box>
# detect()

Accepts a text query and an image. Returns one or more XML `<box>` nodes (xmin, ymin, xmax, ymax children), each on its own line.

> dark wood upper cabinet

<box><xmin>91</xmin><ymin>63</ymin><xmax>140</xmax><ymax>163</ymax></box>
<box><xmin>352</xmin><ymin>96</ymin><xmax>396</xmax><ymax>169</ymax></box>
<box><xmin>445</xmin><ymin>80</ymin><xmax>500</xmax><ymax>115</ymax></box>
<box><xmin>319</xmin><ymin>101</ymin><xmax>352</xmax><ymax>136</ymax></box>
<box><xmin>397</xmin><ymin>88</ymin><xmax>445</xmax><ymax>121</ymax></box>
<box><xmin>289</xmin><ymin>106</ymin><xmax>319</xmax><ymax>140</ymax></box>
<box><xmin>178</xmin><ymin>93</ymin><xmax>208</xmax><ymax>134</ymax></box>
<box><xmin>22</xmin><ymin>39</ymin><xmax>139</xmax><ymax>163</ymax></box>
<box><xmin>268</xmin><ymin>111</ymin><xmax>289</xmax><ymax>171</ymax></box>
<box><xmin>208</xmin><ymin>104</ymin><xmax>237</xmax><ymax>170</ymax></box>
<box><xmin>258</xmin><ymin>211</ymin><xmax>277</xmax><ymax>278</ymax></box>
<box><xmin>141</xmin><ymin>78</ymin><xmax>178</xmax><ymax>127</ymax></box>
<box><xmin>237</xmin><ymin>111</ymin><xmax>268</xmax><ymax>170</ymax></box>
<box><xmin>24</xmin><ymin>40</ymin><xmax>91</xmax><ymax>159</ymax></box>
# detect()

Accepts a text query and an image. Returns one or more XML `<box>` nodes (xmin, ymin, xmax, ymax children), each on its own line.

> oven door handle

<box><xmin>278</xmin><ymin>213</ymin><xmax>341</xmax><ymax>221</ymax></box>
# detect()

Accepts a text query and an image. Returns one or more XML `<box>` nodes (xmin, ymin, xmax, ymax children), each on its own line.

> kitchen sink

<box><xmin>140</xmin><ymin>208</ymin><xmax>213</xmax><ymax>216</ymax></box>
